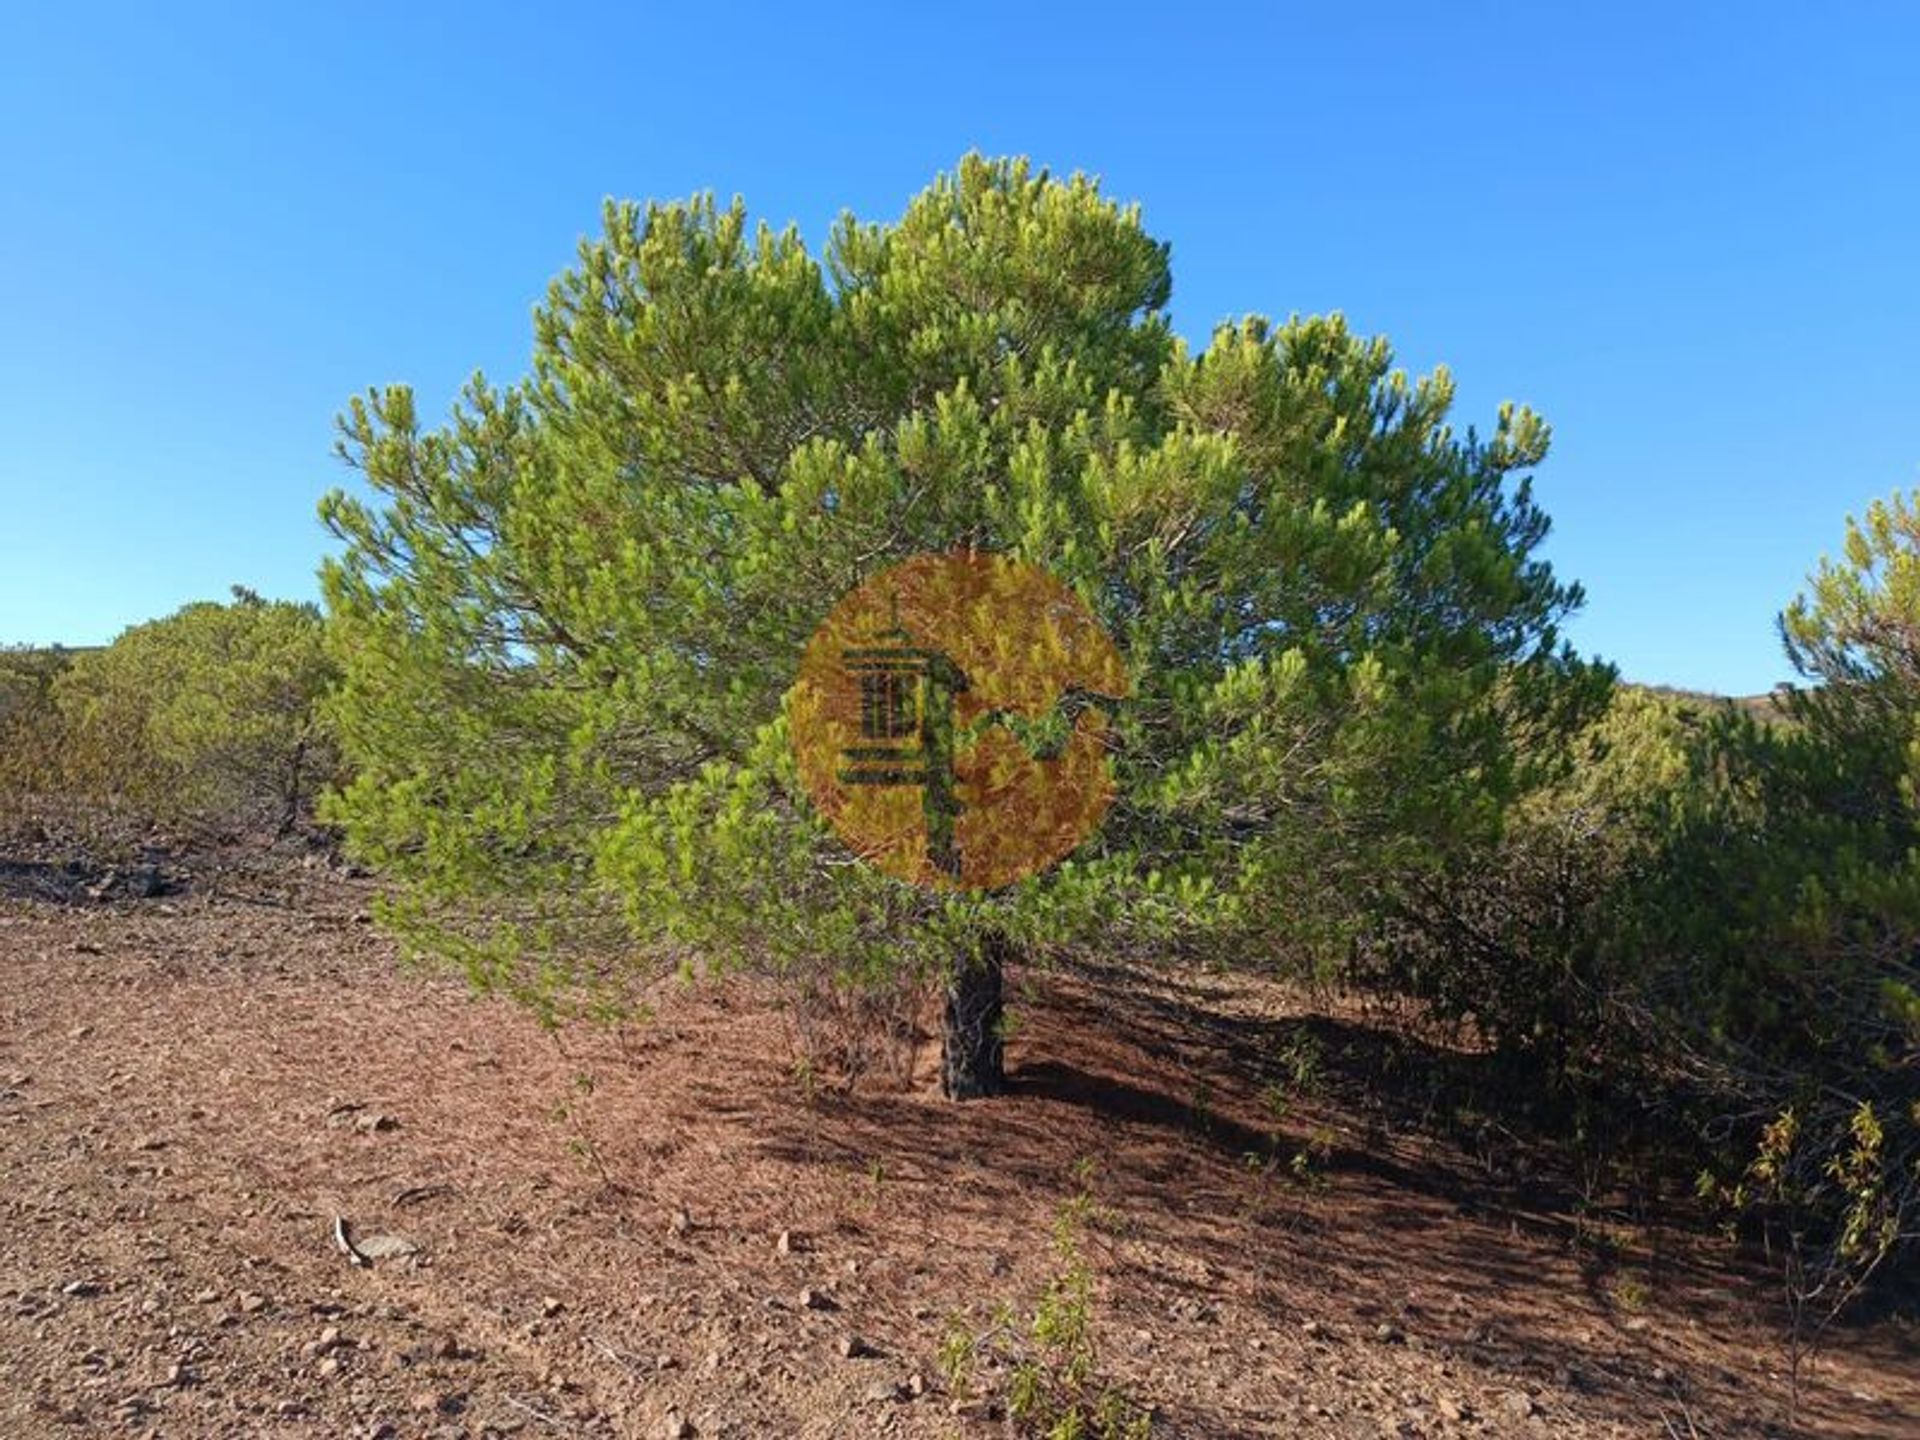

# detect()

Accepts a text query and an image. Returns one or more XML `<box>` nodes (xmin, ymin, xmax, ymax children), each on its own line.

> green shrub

<box><xmin>939</xmin><ymin>1184</ymin><xmax>1151</xmax><ymax>1438</ymax></box>
<box><xmin>1388</xmin><ymin>491</ymin><xmax>1920</xmax><ymax>1312</ymax></box>
<box><xmin>49</xmin><ymin>587</ymin><xmax>337</xmax><ymax>835</ymax></box>
<box><xmin>0</xmin><ymin>645</ymin><xmax>81</xmax><ymax>830</ymax></box>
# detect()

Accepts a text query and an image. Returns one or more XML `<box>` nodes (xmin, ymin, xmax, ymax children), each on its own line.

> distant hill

<box><xmin>1633</xmin><ymin>681</ymin><xmax>1789</xmax><ymax>722</ymax></box>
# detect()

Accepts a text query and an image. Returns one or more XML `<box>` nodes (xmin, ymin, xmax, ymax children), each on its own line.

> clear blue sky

<box><xmin>3</xmin><ymin>3</ymin><xmax>1915</xmax><ymax>694</ymax></box>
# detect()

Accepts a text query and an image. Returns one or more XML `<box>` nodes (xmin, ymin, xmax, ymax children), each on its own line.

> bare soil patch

<box><xmin>1</xmin><ymin>851</ymin><xmax>1915</xmax><ymax>1437</ymax></box>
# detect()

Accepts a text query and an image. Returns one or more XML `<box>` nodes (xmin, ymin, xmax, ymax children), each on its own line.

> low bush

<box><xmin>0</xmin><ymin>645</ymin><xmax>79</xmax><ymax>830</ymax></box>
<box><xmin>1381</xmin><ymin>492</ymin><xmax>1920</xmax><ymax>1330</ymax></box>
<box><xmin>17</xmin><ymin>588</ymin><xmax>338</xmax><ymax>839</ymax></box>
<box><xmin>939</xmin><ymin>1174</ymin><xmax>1152</xmax><ymax>1439</ymax></box>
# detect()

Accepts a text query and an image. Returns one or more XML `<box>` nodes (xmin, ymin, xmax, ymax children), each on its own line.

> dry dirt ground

<box><xmin>2</xmin><ymin>848</ymin><xmax>1916</xmax><ymax>1439</ymax></box>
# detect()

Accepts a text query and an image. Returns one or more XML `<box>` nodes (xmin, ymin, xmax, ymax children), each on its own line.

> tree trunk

<box><xmin>940</xmin><ymin>931</ymin><xmax>1008</xmax><ymax>1099</ymax></box>
<box><xmin>277</xmin><ymin>736</ymin><xmax>308</xmax><ymax>839</ymax></box>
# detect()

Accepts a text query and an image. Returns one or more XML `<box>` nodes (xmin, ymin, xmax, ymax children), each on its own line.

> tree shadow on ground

<box><xmin>734</xmin><ymin>956</ymin><xmax>1918</xmax><ymax>1439</ymax></box>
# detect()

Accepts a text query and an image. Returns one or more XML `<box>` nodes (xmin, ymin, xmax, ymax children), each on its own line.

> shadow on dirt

<box><xmin>0</xmin><ymin>855</ymin><xmax>180</xmax><ymax>904</ymax></box>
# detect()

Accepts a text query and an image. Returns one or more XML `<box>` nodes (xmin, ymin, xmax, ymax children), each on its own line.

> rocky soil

<box><xmin>1</xmin><ymin>848</ymin><xmax>1915</xmax><ymax>1437</ymax></box>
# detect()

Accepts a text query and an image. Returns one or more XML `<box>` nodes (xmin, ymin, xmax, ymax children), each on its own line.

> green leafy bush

<box><xmin>1389</xmin><ymin>491</ymin><xmax>1920</xmax><ymax>1310</ymax></box>
<box><xmin>48</xmin><ymin>588</ymin><xmax>337</xmax><ymax>835</ymax></box>
<box><xmin>939</xmin><ymin>1183</ymin><xmax>1151</xmax><ymax>1439</ymax></box>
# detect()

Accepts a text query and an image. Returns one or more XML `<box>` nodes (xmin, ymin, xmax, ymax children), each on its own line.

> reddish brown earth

<box><xmin>2</xmin><ymin>849</ymin><xmax>1916</xmax><ymax>1438</ymax></box>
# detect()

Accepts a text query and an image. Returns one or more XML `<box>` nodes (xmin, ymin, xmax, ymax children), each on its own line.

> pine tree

<box><xmin>320</xmin><ymin>155</ymin><xmax>1588</xmax><ymax>1094</ymax></box>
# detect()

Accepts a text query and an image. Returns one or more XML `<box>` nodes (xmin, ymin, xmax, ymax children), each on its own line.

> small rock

<box><xmin>353</xmin><ymin>1112</ymin><xmax>398</xmax><ymax>1133</ymax></box>
<box><xmin>775</xmin><ymin>1230</ymin><xmax>794</xmax><ymax>1255</ymax></box>
<box><xmin>1501</xmin><ymin>1391</ymin><xmax>1537</xmax><ymax>1419</ymax></box>
<box><xmin>1375</xmin><ymin>1323</ymin><xmax>1405</xmax><ymax>1344</ymax></box>
<box><xmin>660</xmin><ymin>1410</ymin><xmax>694</xmax><ymax>1439</ymax></box>
<box><xmin>1437</xmin><ymin>1396</ymin><xmax>1469</xmax><ymax>1422</ymax></box>
<box><xmin>837</xmin><ymin>1334</ymin><xmax>873</xmax><ymax>1359</ymax></box>
<box><xmin>318</xmin><ymin>1356</ymin><xmax>343</xmax><ymax>1379</ymax></box>
<box><xmin>1623</xmin><ymin>1316</ymin><xmax>1651</xmax><ymax>1333</ymax></box>
<box><xmin>800</xmin><ymin>1288</ymin><xmax>836</xmax><ymax>1311</ymax></box>
<box><xmin>319</xmin><ymin>1325</ymin><xmax>343</xmax><ymax>1351</ymax></box>
<box><xmin>61</xmin><ymin>1280</ymin><xmax>101</xmax><ymax>1298</ymax></box>
<box><xmin>1302</xmin><ymin>1320</ymin><xmax>1326</xmax><ymax>1339</ymax></box>
<box><xmin>238</xmin><ymin>1293</ymin><xmax>267</xmax><ymax>1314</ymax></box>
<box><xmin>541</xmin><ymin>1296</ymin><xmax>565</xmax><ymax>1317</ymax></box>
<box><xmin>364</xmin><ymin>1424</ymin><xmax>396</xmax><ymax>1440</ymax></box>
<box><xmin>905</xmin><ymin>1372</ymin><xmax>927</xmax><ymax>1398</ymax></box>
<box><xmin>354</xmin><ymin>1232</ymin><xmax>421</xmax><ymax>1261</ymax></box>
<box><xmin>276</xmin><ymin>1400</ymin><xmax>305</xmax><ymax>1418</ymax></box>
<box><xmin>668</xmin><ymin>1208</ymin><xmax>692</xmax><ymax>1235</ymax></box>
<box><xmin>133</xmin><ymin>1134</ymin><xmax>167</xmax><ymax>1152</ymax></box>
<box><xmin>655</xmin><ymin>1353</ymin><xmax>677</xmax><ymax>1372</ymax></box>
<box><xmin>408</xmin><ymin>1390</ymin><xmax>444</xmax><ymax>1414</ymax></box>
<box><xmin>164</xmin><ymin>1362</ymin><xmax>192</xmax><ymax>1388</ymax></box>
<box><xmin>865</xmin><ymin>1379</ymin><xmax>903</xmax><ymax>1404</ymax></box>
<box><xmin>702</xmin><ymin>1350</ymin><xmax>721</xmax><ymax>1373</ymax></box>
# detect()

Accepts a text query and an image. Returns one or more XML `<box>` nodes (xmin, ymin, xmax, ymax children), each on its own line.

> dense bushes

<box><xmin>1386</xmin><ymin>493</ymin><xmax>1920</xmax><ymax>1309</ymax></box>
<box><xmin>0</xmin><ymin>588</ymin><xmax>336</xmax><ymax>839</ymax></box>
<box><xmin>0</xmin><ymin>645</ymin><xmax>80</xmax><ymax>821</ymax></box>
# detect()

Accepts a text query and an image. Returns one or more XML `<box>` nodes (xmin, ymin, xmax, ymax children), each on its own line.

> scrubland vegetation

<box><xmin>2</xmin><ymin>589</ymin><xmax>335</xmax><ymax>843</ymax></box>
<box><xmin>4</xmin><ymin>158</ymin><xmax>1916</xmax><ymax>1430</ymax></box>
